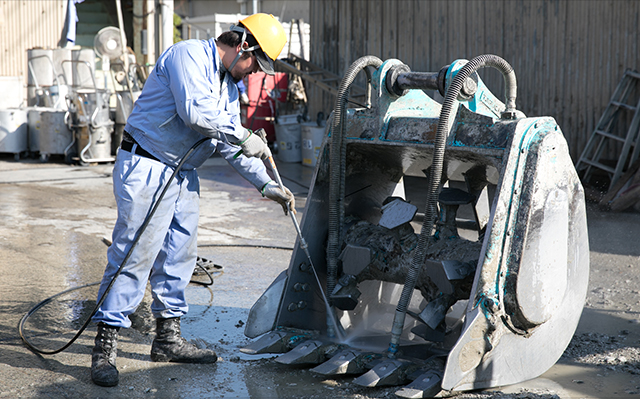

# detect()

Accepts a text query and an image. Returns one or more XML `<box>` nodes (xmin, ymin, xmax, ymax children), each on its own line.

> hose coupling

<box><xmin>387</xmin><ymin>342</ymin><xmax>399</xmax><ymax>358</ymax></box>
<box><xmin>385</xmin><ymin>63</ymin><xmax>412</xmax><ymax>97</ymax></box>
<box><xmin>501</xmin><ymin>110</ymin><xmax>519</xmax><ymax>120</ymax></box>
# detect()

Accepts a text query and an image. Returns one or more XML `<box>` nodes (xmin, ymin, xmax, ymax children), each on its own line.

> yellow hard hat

<box><xmin>239</xmin><ymin>13</ymin><xmax>287</xmax><ymax>61</ymax></box>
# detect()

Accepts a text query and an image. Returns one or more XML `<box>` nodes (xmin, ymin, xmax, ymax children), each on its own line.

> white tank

<box><xmin>77</xmin><ymin>124</ymin><xmax>113</xmax><ymax>162</ymax></box>
<box><xmin>53</xmin><ymin>48</ymin><xmax>73</xmax><ymax>86</ymax></box>
<box><xmin>38</xmin><ymin>109</ymin><xmax>74</xmax><ymax>161</ymax></box>
<box><xmin>71</xmin><ymin>49</ymin><xmax>96</xmax><ymax>89</ymax></box>
<box><xmin>274</xmin><ymin>114</ymin><xmax>302</xmax><ymax>163</ymax></box>
<box><xmin>27</xmin><ymin>106</ymin><xmax>53</xmax><ymax>152</ymax></box>
<box><xmin>301</xmin><ymin>122</ymin><xmax>326</xmax><ymax>168</ymax></box>
<box><xmin>0</xmin><ymin>109</ymin><xmax>28</xmax><ymax>158</ymax></box>
<box><xmin>0</xmin><ymin>77</ymin><xmax>25</xmax><ymax>109</ymax></box>
<box><xmin>27</xmin><ymin>48</ymin><xmax>54</xmax><ymax>87</ymax></box>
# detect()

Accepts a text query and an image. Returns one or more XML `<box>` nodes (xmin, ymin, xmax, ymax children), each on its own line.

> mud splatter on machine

<box><xmin>241</xmin><ymin>55</ymin><xmax>589</xmax><ymax>397</ymax></box>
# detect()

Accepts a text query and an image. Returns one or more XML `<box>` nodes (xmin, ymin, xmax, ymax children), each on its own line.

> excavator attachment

<box><xmin>242</xmin><ymin>55</ymin><xmax>589</xmax><ymax>395</ymax></box>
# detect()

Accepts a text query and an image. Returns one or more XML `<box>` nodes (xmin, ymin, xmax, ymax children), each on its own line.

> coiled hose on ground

<box><xmin>327</xmin><ymin>56</ymin><xmax>382</xmax><ymax>337</ymax></box>
<box><xmin>387</xmin><ymin>54</ymin><xmax>518</xmax><ymax>355</ymax></box>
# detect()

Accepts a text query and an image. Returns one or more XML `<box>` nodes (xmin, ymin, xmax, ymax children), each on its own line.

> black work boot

<box><xmin>91</xmin><ymin>322</ymin><xmax>120</xmax><ymax>387</ymax></box>
<box><xmin>150</xmin><ymin>317</ymin><xmax>217</xmax><ymax>363</ymax></box>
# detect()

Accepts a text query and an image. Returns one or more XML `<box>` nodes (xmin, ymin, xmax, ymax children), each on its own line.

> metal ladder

<box><xmin>576</xmin><ymin>69</ymin><xmax>640</xmax><ymax>191</ymax></box>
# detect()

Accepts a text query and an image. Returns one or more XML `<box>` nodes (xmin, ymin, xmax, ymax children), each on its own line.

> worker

<box><xmin>90</xmin><ymin>14</ymin><xmax>292</xmax><ymax>387</ymax></box>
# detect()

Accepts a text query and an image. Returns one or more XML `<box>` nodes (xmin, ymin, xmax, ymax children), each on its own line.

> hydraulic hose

<box><xmin>327</xmin><ymin>56</ymin><xmax>382</xmax><ymax>337</ymax></box>
<box><xmin>387</xmin><ymin>54</ymin><xmax>518</xmax><ymax>356</ymax></box>
<box><xmin>19</xmin><ymin>137</ymin><xmax>210</xmax><ymax>355</ymax></box>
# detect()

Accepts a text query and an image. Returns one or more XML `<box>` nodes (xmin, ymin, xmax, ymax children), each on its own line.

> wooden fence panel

<box><xmin>413</xmin><ymin>0</ymin><xmax>428</xmax><ymax>71</ymax></box>
<box><xmin>307</xmin><ymin>0</ymin><xmax>640</xmax><ymax>161</ymax></box>
<box><xmin>397</xmin><ymin>0</ymin><xmax>414</xmax><ymax>67</ymax></box>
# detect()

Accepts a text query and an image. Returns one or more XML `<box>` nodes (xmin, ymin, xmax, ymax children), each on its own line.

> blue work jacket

<box><xmin>124</xmin><ymin>38</ymin><xmax>270</xmax><ymax>188</ymax></box>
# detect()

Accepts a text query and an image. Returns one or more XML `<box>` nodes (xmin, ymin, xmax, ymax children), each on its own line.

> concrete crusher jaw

<box><xmin>241</xmin><ymin>55</ymin><xmax>589</xmax><ymax>397</ymax></box>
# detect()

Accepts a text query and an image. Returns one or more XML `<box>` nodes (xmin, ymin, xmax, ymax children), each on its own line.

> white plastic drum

<box><xmin>27</xmin><ymin>48</ymin><xmax>54</xmax><ymax>87</ymax></box>
<box><xmin>0</xmin><ymin>109</ymin><xmax>28</xmax><ymax>159</ymax></box>
<box><xmin>53</xmin><ymin>48</ymin><xmax>73</xmax><ymax>86</ymax></box>
<box><xmin>275</xmin><ymin>115</ymin><xmax>302</xmax><ymax>163</ymax></box>
<box><xmin>72</xmin><ymin>49</ymin><xmax>96</xmax><ymax>89</ymax></box>
<box><xmin>301</xmin><ymin>123</ymin><xmax>325</xmax><ymax>167</ymax></box>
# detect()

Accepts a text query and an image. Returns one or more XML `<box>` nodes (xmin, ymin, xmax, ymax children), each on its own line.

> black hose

<box><xmin>19</xmin><ymin>137</ymin><xmax>209</xmax><ymax>355</ymax></box>
<box><xmin>388</xmin><ymin>54</ymin><xmax>518</xmax><ymax>355</ymax></box>
<box><xmin>190</xmin><ymin>264</ymin><xmax>217</xmax><ymax>286</ymax></box>
<box><xmin>198</xmin><ymin>243</ymin><xmax>294</xmax><ymax>250</ymax></box>
<box><xmin>327</xmin><ymin>56</ymin><xmax>382</xmax><ymax>323</ymax></box>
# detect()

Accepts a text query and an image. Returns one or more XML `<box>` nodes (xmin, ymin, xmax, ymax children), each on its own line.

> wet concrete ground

<box><xmin>1</xmin><ymin>152</ymin><xmax>639</xmax><ymax>399</ymax></box>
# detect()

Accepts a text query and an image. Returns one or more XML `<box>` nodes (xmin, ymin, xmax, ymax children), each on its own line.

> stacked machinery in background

<box><xmin>0</xmin><ymin>26</ymin><xmax>143</xmax><ymax>164</ymax></box>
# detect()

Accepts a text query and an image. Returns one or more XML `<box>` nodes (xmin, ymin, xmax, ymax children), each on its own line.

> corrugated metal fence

<box><xmin>0</xmin><ymin>0</ymin><xmax>66</xmax><ymax>105</ymax></box>
<box><xmin>308</xmin><ymin>0</ymin><xmax>640</xmax><ymax>161</ymax></box>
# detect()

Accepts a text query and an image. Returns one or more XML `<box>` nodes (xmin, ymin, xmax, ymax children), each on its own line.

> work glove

<box><xmin>262</xmin><ymin>180</ymin><xmax>296</xmax><ymax>216</ymax></box>
<box><xmin>237</xmin><ymin>128</ymin><xmax>270</xmax><ymax>160</ymax></box>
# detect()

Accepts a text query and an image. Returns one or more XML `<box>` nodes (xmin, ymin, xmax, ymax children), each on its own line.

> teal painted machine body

<box><xmin>244</xmin><ymin>58</ymin><xmax>589</xmax><ymax>393</ymax></box>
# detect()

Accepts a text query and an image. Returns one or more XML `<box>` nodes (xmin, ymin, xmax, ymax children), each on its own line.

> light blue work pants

<box><xmin>92</xmin><ymin>148</ymin><xmax>200</xmax><ymax>328</ymax></box>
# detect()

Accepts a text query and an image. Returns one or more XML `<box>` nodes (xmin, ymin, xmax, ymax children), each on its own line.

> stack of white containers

<box><xmin>274</xmin><ymin>113</ymin><xmax>327</xmax><ymax>167</ymax></box>
<box><xmin>24</xmin><ymin>48</ymin><xmax>81</xmax><ymax>161</ymax></box>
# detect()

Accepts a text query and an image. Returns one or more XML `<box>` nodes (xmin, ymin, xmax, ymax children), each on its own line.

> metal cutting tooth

<box><xmin>352</xmin><ymin>358</ymin><xmax>417</xmax><ymax>387</ymax></box>
<box><xmin>239</xmin><ymin>330</ymin><xmax>311</xmax><ymax>355</ymax></box>
<box><xmin>275</xmin><ymin>339</ymin><xmax>342</xmax><ymax>365</ymax></box>
<box><xmin>395</xmin><ymin>370</ymin><xmax>443</xmax><ymax>399</ymax></box>
<box><xmin>310</xmin><ymin>349</ymin><xmax>382</xmax><ymax>375</ymax></box>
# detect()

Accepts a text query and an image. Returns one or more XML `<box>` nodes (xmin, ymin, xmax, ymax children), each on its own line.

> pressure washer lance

<box><xmin>267</xmin><ymin>152</ymin><xmax>347</xmax><ymax>342</ymax></box>
<box><xmin>235</xmin><ymin>130</ymin><xmax>346</xmax><ymax>341</ymax></box>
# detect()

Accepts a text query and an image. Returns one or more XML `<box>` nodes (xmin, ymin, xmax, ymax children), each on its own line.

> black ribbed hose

<box><xmin>387</xmin><ymin>54</ymin><xmax>518</xmax><ymax>356</ymax></box>
<box><xmin>327</xmin><ymin>56</ymin><xmax>382</xmax><ymax>337</ymax></box>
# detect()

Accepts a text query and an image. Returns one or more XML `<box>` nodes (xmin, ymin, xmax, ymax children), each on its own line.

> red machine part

<box><xmin>240</xmin><ymin>72</ymin><xmax>288</xmax><ymax>143</ymax></box>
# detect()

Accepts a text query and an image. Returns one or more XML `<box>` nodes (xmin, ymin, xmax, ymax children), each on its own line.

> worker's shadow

<box><xmin>2</xmin><ymin>322</ymin><xmax>219</xmax><ymax>395</ymax></box>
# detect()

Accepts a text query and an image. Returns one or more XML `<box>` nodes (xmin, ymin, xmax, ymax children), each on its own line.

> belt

<box><xmin>121</xmin><ymin>135</ymin><xmax>160</xmax><ymax>162</ymax></box>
